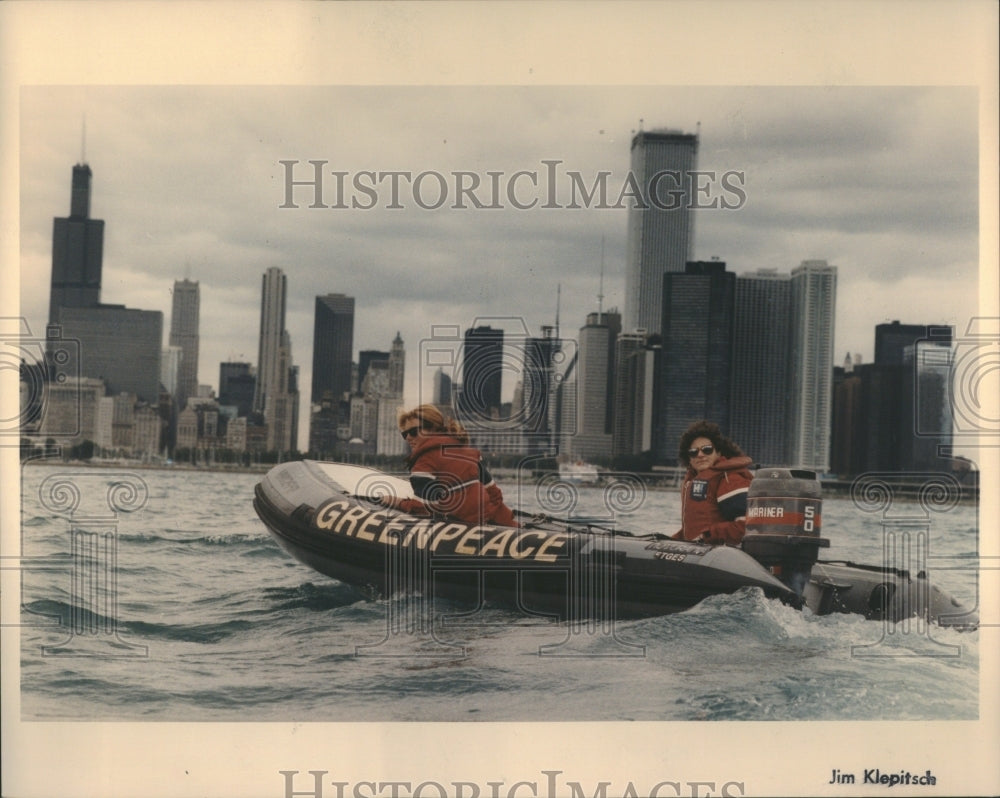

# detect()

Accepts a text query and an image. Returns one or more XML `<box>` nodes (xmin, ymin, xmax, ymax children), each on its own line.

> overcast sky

<box><xmin>18</xmin><ymin>85</ymin><xmax>980</xmax><ymax>448</ymax></box>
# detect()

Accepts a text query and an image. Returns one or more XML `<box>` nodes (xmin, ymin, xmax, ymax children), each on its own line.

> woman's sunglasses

<box><xmin>687</xmin><ymin>445</ymin><xmax>715</xmax><ymax>458</ymax></box>
<box><xmin>401</xmin><ymin>426</ymin><xmax>422</xmax><ymax>440</ymax></box>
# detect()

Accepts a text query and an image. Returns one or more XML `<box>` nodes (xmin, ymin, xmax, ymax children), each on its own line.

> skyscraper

<box><xmin>519</xmin><ymin>325</ymin><xmax>560</xmax><ymax>455</ymax></box>
<box><xmin>218</xmin><ymin>361</ymin><xmax>255</xmax><ymax>417</ymax></box>
<box><xmin>875</xmin><ymin>321</ymin><xmax>950</xmax><ymax>366</ymax></box>
<box><xmin>55</xmin><ymin>304</ymin><xmax>163</xmax><ymax>404</ymax></box>
<box><xmin>903</xmin><ymin>336</ymin><xmax>954</xmax><ymax>472</ymax></box>
<box><xmin>624</xmin><ymin>130</ymin><xmax>698</xmax><ymax>334</ymax></box>
<box><xmin>787</xmin><ymin>260</ymin><xmax>837</xmax><ymax>471</ymax></box>
<box><xmin>834</xmin><ymin>321</ymin><xmax>955</xmax><ymax>475</ymax></box>
<box><xmin>160</xmin><ymin>345</ymin><xmax>183</xmax><ymax>399</ymax></box>
<box><xmin>458</xmin><ymin>325</ymin><xmax>504</xmax><ymax>423</ymax></box>
<box><xmin>388</xmin><ymin>331</ymin><xmax>405</xmax><ymax>398</ymax></box>
<box><xmin>830</xmin><ymin>364</ymin><xmax>865</xmax><ymax>476</ymax></box>
<box><xmin>432</xmin><ymin>368</ymin><xmax>452</xmax><ymax>407</ymax></box>
<box><xmin>730</xmin><ymin>269</ymin><xmax>793</xmax><ymax>466</ymax></box>
<box><xmin>45</xmin><ymin>161</ymin><xmax>163</xmax><ymax>418</ymax></box>
<box><xmin>49</xmin><ymin>163</ymin><xmax>104</xmax><ymax>324</ymax></box>
<box><xmin>655</xmin><ymin>261</ymin><xmax>735</xmax><ymax>463</ymax></box>
<box><xmin>311</xmin><ymin>294</ymin><xmax>355</xmax><ymax>404</ymax></box>
<box><xmin>253</xmin><ymin>267</ymin><xmax>298</xmax><ymax>453</ymax></box>
<box><xmin>612</xmin><ymin>330</ymin><xmax>660</xmax><ymax>458</ymax></box>
<box><xmin>254</xmin><ymin>268</ymin><xmax>286</xmax><ymax>416</ymax></box>
<box><xmin>565</xmin><ymin>310</ymin><xmax>621</xmax><ymax>461</ymax></box>
<box><xmin>358</xmin><ymin>350</ymin><xmax>388</xmax><ymax>393</ymax></box>
<box><xmin>169</xmin><ymin>278</ymin><xmax>200</xmax><ymax>408</ymax></box>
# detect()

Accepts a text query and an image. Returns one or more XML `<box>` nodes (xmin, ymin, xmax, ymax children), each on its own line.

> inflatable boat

<box><xmin>252</xmin><ymin>460</ymin><xmax>978</xmax><ymax>628</ymax></box>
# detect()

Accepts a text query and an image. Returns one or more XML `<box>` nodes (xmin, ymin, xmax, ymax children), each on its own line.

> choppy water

<box><xmin>17</xmin><ymin>462</ymin><xmax>981</xmax><ymax>722</ymax></box>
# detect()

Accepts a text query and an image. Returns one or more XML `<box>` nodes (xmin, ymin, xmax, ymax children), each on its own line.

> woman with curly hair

<box><xmin>380</xmin><ymin>404</ymin><xmax>517</xmax><ymax>527</ymax></box>
<box><xmin>671</xmin><ymin>420</ymin><xmax>753</xmax><ymax>545</ymax></box>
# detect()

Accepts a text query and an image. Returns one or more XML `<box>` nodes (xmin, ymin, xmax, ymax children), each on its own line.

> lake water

<box><xmin>16</xmin><ymin>461</ymin><xmax>982</xmax><ymax>723</ymax></box>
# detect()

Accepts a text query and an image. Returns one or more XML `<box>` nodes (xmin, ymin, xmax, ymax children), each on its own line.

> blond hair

<box><xmin>398</xmin><ymin>404</ymin><xmax>470</xmax><ymax>444</ymax></box>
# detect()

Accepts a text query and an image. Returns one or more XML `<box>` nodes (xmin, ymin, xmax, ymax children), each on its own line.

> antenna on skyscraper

<box><xmin>598</xmin><ymin>236</ymin><xmax>605</xmax><ymax>323</ymax></box>
<box><xmin>81</xmin><ymin>114</ymin><xmax>87</xmax><ymax>163</ymax></box>
<box><xmin>555</xmin><ymin>283</ymin><xmax>561</xmax><ymax>340</ymax></box>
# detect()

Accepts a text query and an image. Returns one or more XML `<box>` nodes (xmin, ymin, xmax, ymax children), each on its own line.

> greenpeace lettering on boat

<box><xmin>312</xmin><ymin>499</ymin><xmax>571</xmax><ymax>562</ymax></box>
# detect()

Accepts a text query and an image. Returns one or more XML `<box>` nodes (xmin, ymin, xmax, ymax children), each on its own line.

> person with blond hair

<box><xmin>382</xmin><ymin>404</ymin><xmax>517</xmax><ymax>527</ymax></box>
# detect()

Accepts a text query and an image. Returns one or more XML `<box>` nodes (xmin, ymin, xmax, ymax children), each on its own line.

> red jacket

<box><xmin>676</xmin><ymin>455</ymin><xmax>753</xmax><ymax>545</ymax></box>
<box><xmin>397</xmin><ymin>434</ymin><xmax>517</xmax><ymax>527</ymax></box>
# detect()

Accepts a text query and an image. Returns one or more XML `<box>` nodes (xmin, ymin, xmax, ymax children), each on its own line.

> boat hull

<box><xmin>253</xmin><ymin>460</ymin><xmax>978</xmax><ymax>627</ymax></box>
<box><xmin>804</xmin><ymin>561</ymin><xmax>978</xmax><ymax>628</ymax></box>
<box><xmin>252</xmin><ymin>460</ymin><xmax>799</xmax><ymax>618</ymax></box>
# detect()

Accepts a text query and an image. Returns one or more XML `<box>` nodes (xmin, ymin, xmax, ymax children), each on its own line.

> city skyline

<box><xmin>17</xmin><ymin>86</ymin><xmax>982</xmax><ymax>455</ymax></box>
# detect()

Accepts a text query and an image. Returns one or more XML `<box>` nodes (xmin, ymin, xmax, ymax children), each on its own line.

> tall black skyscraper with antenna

<box><xmin>48</xmin><ymin>163</ymin><xmax>104</xmax><ymax>324</ymax></box>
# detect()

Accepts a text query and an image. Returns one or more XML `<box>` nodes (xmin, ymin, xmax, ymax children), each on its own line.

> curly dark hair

<box><xmin>677</xmin><ymin>420</ymin><xmax>745</xmax><ymax>466</ymax></box>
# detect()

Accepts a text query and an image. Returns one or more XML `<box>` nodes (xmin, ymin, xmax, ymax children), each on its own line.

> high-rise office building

<box><xmin>612</xmin><ymin>330</ymin><xmax>660</xmax><ymax>458</ymax></box>
<box><xmin>347</xmin><ymin>333</ymin><xmax>406</xmax><ymax>457</ymax></box>
<box><xmin>432</xmin><ymin>368</ymin><xmax>452</xmax><ymax>407</ymax></box>
<box><xmin>510</xmin><ymin>325</ymin><xmax>562</xmax><ymax>454</ymax></box>
<box><xmin>358</xmin><ymin>349</ymin><xmax>389</xmax><ymax>394</ymax></box>
<box><xmin>309</xmin><ymin>293</ymin><xmax>354</xmax><ymax>457</ymax></box>
<box><xmin>787</xmin><ymin>260</ymin><xmax>837</xmax><ymax>471</ymax></box>
<box><xmin>55</xmin><ymin>304</ymin><xmax>163</xmax><ymax>404</ymax></box>
<box><xmin>458</xmin><ymin>325</ymin><xmax>504</xmax><ymax>423</ymax></box>
<box><xmin>730</xmin><ymin>269</ymin><xmax>793</xmax><ymax>466</ymax></box>
<box><xmin>875</xmin><ymin>321</ymin><xmax>951</xmax><ymax>366</ymax></box>
<box><xmin>253</xmin><ymin>267</ymin><xmax>287</xmax><ymax>416</ymax></box>
<box><xmin>219</xmin><ymin>361</ymin><xmax>255</xmax><ymax>417</ymax></box>
<box><xmin>655</xmin><ymin>261</ymin><xmax>735</xmax><ymax>463</ymax></box>
<box><xmin>44</xmin><ymin>160</ymin><xmax>169</xmax><ymax>438</ymax></box>
<box><xmin>599</xmin><ymin>312</ymin><xmax>621</xmax><ymax>434</ymax></box>
<box><xmin>253</xmin><ymin>267</ymin><xmax>298</xmax><ymax>453</ymax></box>
<box><xmin>519</xmin><ymin>325</ymin><xmax>560</xmax><ymax>455</ymax></box>
<box><xmin>268</xmin><ymin>335</ymin><xmax>299</xmax><ymax>454</ymax></box>
<box><xmin>624</xmin><ymin>130</ymin><xmax>698</xmax><ymax>334</ymax></box>
<box><xmin>830</xmin><ymin>364</ymin><xmax>864</xmax><ymax>476</ymax></box>
<box><xmin>49</xmin><ymin>163</ymin><xmax>104</xmax><ymax>324</ymax></box>
<box><xmin>312</xmin><ymin>294</ymin><xmax>356</xmax><ymax>404</ymax></box>
<box><xmin>834</xmin><ymin>322</ymin><xmax>955</xmax><ymax>476</ymax></box>
<box><xmin>388</xmin><ymin>331</ymin><xmax>405</xmax><ymax>398</ymax></box>
<box><xmin>565</xmin><ymin>310</ymin><xmax>621</xmax><ymax>460</ymax></box>
<box><xmin>160</xmin><ymin>345</ymin><xmax>183</xmax><ymax>399</ymax></box>
<box><xmin>876</xmin><ymin>320</ymin><xmax>953</xmax><ymax>472</ymax></box>
<box><xmin>902</xmin><ymin>337</ymin><xmax>954</xmax><ymax>471</ymax></box>
<box><xmin>169</xmin><ymin>278</ymin><xmax>200</xmax><ymax>408</ymax></box>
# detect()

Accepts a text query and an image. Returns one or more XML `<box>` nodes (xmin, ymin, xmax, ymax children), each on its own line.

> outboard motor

<box><xmin>741</xmin><ymin>467</ymin><xmax>830</xmax><ymax>600</ymax></box>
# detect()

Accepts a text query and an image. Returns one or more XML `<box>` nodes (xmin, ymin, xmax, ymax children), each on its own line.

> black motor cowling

<box><xmin>741</xmin><ymin>467</ymin><xmax>830</xmax><ymax>599</ymax></box>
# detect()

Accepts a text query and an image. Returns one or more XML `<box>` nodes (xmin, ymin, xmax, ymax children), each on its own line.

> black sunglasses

<box><xmin>401</xmin><ymin>426</ymin><xmax>421</xmax><ymax>440</ymax></box>
<box><xmin>687</xmin><ymin>445</ymin><xmax>715</xmax><ymax>458</ymax></box>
